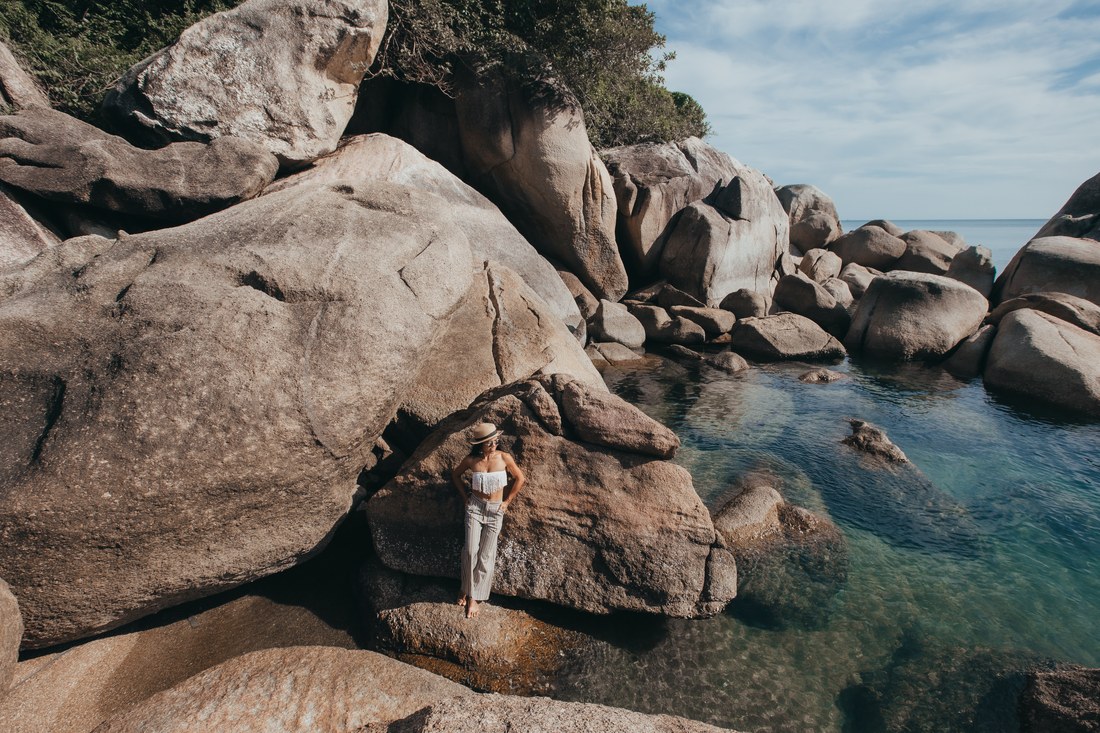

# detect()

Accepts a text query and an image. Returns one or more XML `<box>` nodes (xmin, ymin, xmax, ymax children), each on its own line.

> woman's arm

<box><xmin>450</xmin><ymin>457</ymin><xmax>471</xmax><ymax>502</ymax></box>
<box><xmin>501</xmin><ymin>453</ymin><xmax>526</xmax><ymax>510</ymax></box>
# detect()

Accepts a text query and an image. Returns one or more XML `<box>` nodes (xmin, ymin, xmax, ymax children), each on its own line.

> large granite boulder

<box><xmin>994</xmin><ymin>236</ymin><xmax>1100</xmax><ymax>307</ymax></box>
<box><xmin>0</xmin><ymin>41</ymin><xmax>49</xmax><ymax>112</ymax></box>
<box><xmin>1019</xmin><ymin>666</ymin><xmax>1100</xmax><ymax>732</ymax></box>
<box><xmin>730</xmin><ymin>313</ymin><xmax>846</xmax><ymax>362</ymax></box>
<box><xmin>830</xmin><ymin>225</ymin><xmax>906</xmax><ymax>269</ymax></box>
<box><xmin>103</xmin><ymin>0</ymin><xmax>387</xmax><ymax>167</ymax></box>
<box><xmin>0</xmin><ymin>181</ymin><xmax>473</xmax><ymax>648</ymax></box>
<box><xmin>719</xmin><ymin>288</ymin><xmax>770</xmax><ymax>318</ymax></box>
<box><xmin>588</xmin><ymin>300</ymin><xmax>646</xmax><ymax>349</ymax></box>
<box><xmin>0</xmin><ymin>107</ymin><xmax>278</xmax><ymax>222</ymax></box>
<box><xmin>1</xmin><ymin>182</ymin><xmax>60</xmax><ymax>268</ymax></box>
<box><xmin>91</xmin><ymin>647</ymin><xmax>471</xmax><ymax>733</ymax></box>
<box><xmin>946</xmin><ymin>245</ymin><xmax>996</xmax><ymax>297</ymax></box>
<box><xmin>839</xmin><ymin>262</ymin><xmax>879</xmax><ymax>299</ymax></box>
<box><xmin>775</xmin><ymin>184</ymin><xmax>842</xmax><ymax>253</ymax></box>
<box><xmin>659</xmin><ymin>164</ymin><xmax>789</xmax><ymax>306</ymax></box>
<box><xmin>601</xmin><ymin>137</ymin><xmax>740</xmax><ymax>277</ymax></box>
<box><xmin>0</xmin><ymin>577</ymin><xmax>19</xmax><ymax>695</ymax></box>
<box><xmin>1034</xmin><ymin>170</ymin><xmax>1100</xmax><ymax>241</ymax></box>
<box><xmin>845</xmin><ymin>272</ymin><xmax>988</xmax><ymax>361</ymax></box>
<box><xmin>455</xmin><ymin>75</ymin><xmax>627</xmax><ymax>301</ymax></box>
<box><xmin>265</xmin><ymin>133</ymin><xmax>581</xmax><ymax>332</ymax></box>
<box><xmin>367</xmin><ymin>376</ymin><xmax>736</xmax><ymax>618</ymax></box>
<box><xmin>988</xmin><ymin>292</ymin><xmax>1100</xmax><ymax>337</ymax></box>
<box><xmin>669</xmin><ymin>305</ymin><xmax>736</xmax><ymax>338</ymax></box>
<box><xmin>799</xmin><ymin>248</ymin><xmax>843</xmax><ymax>283</ymax></box>
<box><xmin>773</xmin><ymin>272</ymin><xmax>850</xmax><ymax>336</ymax></box>
<box><xmin>367</xmin><ymin>695</ymin><xmax>736</xmax><ymax>733</ymax></box>
<box><xmin>397</xmin><ymin>262</ymin><xmax>604</xmax><ymax>435</ymax></box>
<box><xmin>984</xmin><ymin>309</ymin><xmax>1100</xmax><ymax>416</ymax></box>
<box><xmin>894</xmin><ymin>230</ymin><xmax>964</xmax><ymax>275</ymax></box>
<box><xmin>628</xmin><ymin>303</ymin><xmax>707</xmax><ymax>345</ymax></box>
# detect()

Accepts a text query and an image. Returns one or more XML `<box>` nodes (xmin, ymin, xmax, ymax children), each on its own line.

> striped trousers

<box><xmin>462</xmin><ymin>496</ymin><xmax>505</xmax><ymax>601</ymax></box>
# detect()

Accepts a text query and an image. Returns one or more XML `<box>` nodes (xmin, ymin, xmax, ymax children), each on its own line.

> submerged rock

<box><xmin>842</xmin><ymin>419</ymin><xmax>909</xmax><ymax>464</ymax></box>
<box><xmin>367</xmin><ymin>376</ymin><xmax>735</xmax><ymax>618</ymax></box>
<box><xmin>800</xmin><ymin>368</ymin><xmax>845</xmax><ymax>383</ymax></box>
<box><xmin>1019</xmin><ymin>665</ymin><xmax>1100</xmax><ymax>733</ymax></box>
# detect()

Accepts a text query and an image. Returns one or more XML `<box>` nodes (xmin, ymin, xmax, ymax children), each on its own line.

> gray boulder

<box><xmin>628</xmin><ymin>303</ymin><xmax>707</xmax><ymax>345</ymax></box>
<box><xmin>366</xmin><ymin>376</ymin><xmax>736</xmax><ymax>618</ymax></box>
<box><xmin>656</xmin><ymin>282</ymin><xmax>706</xmax><ymax>309</ymax></box>
<box><xmin>773</xmin><ymin>272</ymin><xmax>850</xmax><ymax>336</ymax></box>
<box><xmin>589</xmin><ymin>300</ymin><xmax>646</xmax><ymax>349</ymax></box>
<box><xmin>799</xmin><ymin>248</ymin><xmax>843</xmax><ymax>283</ymax></box>
<box><xmin>944</xmin><ymin>324</ymin><xmax>997</xmax><ymax>378</ymax></box>
<box><xmin>945</xmin><ymin>245</ymin><xmax>996</xmax><ymax>297</ymax></box>
<box><xmin>839</xmin><ymin>262</ymin><xmax>878</xmax><ymax>299</ymax></box>
<box><xmin>830</xmin><ymin>225</ymin><xmax>906</xmax><ymax>269</ymax></box>
<box><xmin>719</xmin><ymin>288</ymin><xmax>770</xmax><ymax>318</ymax></box>
<box><xmin>821</xmin><ymin>277</ymin><xmax>854</xmax><ymax>309</ymax></box>
<box><xmin>455</xmin><ymin>74</ymin><xmax>627</xmax><ymax>301</ymax></box>
<box><xmin>984</xmin><ymin>309</ymin><xmax>1100</xmax><ymax>416</ymax></box>
<box><xmin>0</xmin><ymin>41</ymin><xmax>50</xmax><ymax>112</ymax></box>
<box><xmin>0</xmin><ymin>107</ymin><xmax>278</xmax><ymax>221</ymax></box>
<box><xmin>845</xmin><ymin>272</ymin><xmax>988</xmax><ymax>361</ymax></box>
<box><xmin>1</xmin><ymin>182</ymin><xmax>60</xmax><ymax>268</ymax></box>
<box><xmin>730</xmin><ymin>313</ymin><xmax>846</xmax><ymax>362</ymax></box>
<box><xmin>668</xmin><ymin>305</ymin><xmax>736</xmax><ymax>338</ymax></box>
<box><xmin>558</xmin><ymin>270</ymin><xmax>599</xmax><ymax>321</ymax></box>
<box><xmin>0</xmin><ymin>182</ymin><xmax>473</xmax><ymax>648</ymax></box>
<box><xmin>994</xmin><ymin>236</ymin><xmax>1100</xmax><ymax>307</ymax></box>
<box><xmin>894</xmin><ymin>230</ymin><xmax>964</xmax><ymax>275</ymax></box>
<box><xmin>264</xmin><ymin>133</ymin><xmax>581</xmax><ymax>333</ymax></box>
<box><xmin>588</xmin><ymin>342</ymin><xmax>645</xmax><ymax>365</ymax></box>
<box><xmin>103</xmin><ymin>0</ymin><xmax>388</xmax><ymax>167</ymax></box>
<box><xmin>659</xmin><ymin>163</ymin><xmax>790</xmax><ymax>306</ymax></box>
<box><xmin>774</xmin><ymin>183</ymin><xmax>843</xmax><ymax>253</ymax></box>
<box><xmin>0</xmin><ymin>577</ymin><xmax>19</xmax><ymax>695</ymax></box>
<box><xmin>602</xmin><ymin>137</ymin><xmax>741</xmax><ymax>277</ymax></box>
<box><xmin>667</xmin><ymin>345</ymin><xmax>749</xmax><ymax>375</ymax></box>
<box><xmin>1034</xmin><ymin>170</ymin><xmax>1100</xmax><ymax>241</ymax></box>
<box><xmin>862</xmin><ymin>219</ymin><xmax>905</xmax><ymax>236</ymax></box>
<box><xmin>988</xmin><ymin>292</ymin><xmax>1100</xmax><ymax>337</ymax></box>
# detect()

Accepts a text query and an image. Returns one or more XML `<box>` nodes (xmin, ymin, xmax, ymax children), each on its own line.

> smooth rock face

<box><xmin>773</xmin><ymin>272</ymin><xmax>850</xmax><ymax>337</ymax></box>
<box><xmin>0</xmin><ymin>182</ymin><xmax>60</xmax><ymax>268</ymax></box>
<box><xmin>1019</xmin><ymin>666</ymin><xmax>1100</xmax><ymax>733</ymax></box>
<box><xmin>456</xmin><ymin>75</ymin><xmax>627</xmax><ymax>301</ymax></box>
<box><xmin>945</xmin><ymin>245</ymin><xmax>996</xmax><ymax>297</ymax></box>
<box><xmin>984</xmin><ymin>310</ymin><xmax>1100</xmax><ymax>416</ymax></box>
<box><xmin>839</xmin><ymin>262</ymin><xmax>878</xmax><ymax>299</ymax></box>
<box><xmin>994</xmin><ymin>237</ymin><xmax>1100</xmax><ymax>307</ymax></box>
<box><xmin>894</xmin><ymin>230</ymin><xmax>964</xmax><ymax>275</ymax></box>
<box><xmin>988</xmin><ymin>292</ymin><xmax>1100</xmax><ymax>337</ymax></box>
<box><xmin>589</xmin><ymin>300</ymin><xmax>646</xmax><ymax>349</ymax></box>
<box><xmin>628</xmin><ymin>303</ymin><xmax>708</xmax><ymax>345</ymax></box>
<box><xmin>845</xmin><ymin>272</ymin><xmax>988</xmax><ymax>361</ymax></box>
<box><xmin>91</xmin><ymin>647</ymin><xmax>471</xmax><ymax>733</ymax></box>
<box><xmin>103</xmin><ymin>0</ymin><xmax>388</xmax><ymax>166</ymax></box>
<box><xmin>0</xmin><ymin>42</ymin><xmax>50</xmax><ymax>112</ymax></box>
<box><xmin>370</xmin><ymin>694</ymin><xmax>737</xmax><ymax>733</ymax></box>
<box><xmin>1034</xmin><ymin>170</ymin><xmax>1100</xmax><ymax>241</ymax></box>
<box><xmin>602</xmin><ymin>137</ymin><xmax>741</xmax><ymax>276</ymax></box>
<box><xmin>367</xmin><ymin>376</ymin><xmax>735</xmax><ymax>617</ymax></box>
<box><xmin>830</xmin><ymin>225</ymin><xmax>906</xmax><ymax>269</ymax></box>
<box><xmin>720</xmin><ymin>288</ymin><xmax>770</xmax><ymax>318</ymax></box>
<box><xmin>862</xmin><ymin>219</ymin><xmax>905</xmax><ymax>237</ymax></box>
<box><xmin>799</xmin><ymin>248</ymin><xmax>843</xmax><ymax>283</ymax></box>
<box><xmin>668</xmin><ymin>305</ymin><xmax>736</xmax><ymax>338</ymax></box>
<box><xmin>0</xmin><ymin>577</ymin><xmax>19</xmax><ymax>695</ymax></box>
<box><xmin>657</xmin><ymin>282</ymin><xmax>707</xmax><ymax>309</ymax></box>
<box><xmin>821</xmin><ymin>277</ymin><xmax>854</xmax><ymax>309</ymax></box>
<box><xmin>659</xmin><ymin>164</ymin><xmax>790</xmax><ymax>306</ymax></box>
<box><xmin>0</xmin><ymin>107</ymin><xmax>278</xmax><ymax>221</ymax></box>
<box><xmin>398</xmin><ymin>263</ymin><xmax>604</xmax><ymax>434</ymax></box>
<box><xmin>776</xmin><ymin>183</ymin><xmax>843</xmax><ymax>253</ymax></box>
<box><xmin>558</xmin><ymin>270</ymin><xmax>599</xmax><ymax>320</ymax></box>
<box><xmin>265</xmin><ymin>133</ymin><xmax>581</xmax><ymax>332</ymax></box>
<box><xmin>944</xmin><ymin>324</ymin><xmax>997</xmax><ymax>378</ymax></box>
<box><xmin>0</xmin><ymin>182</ymin><xmax>472</xmax><ymax>648</ymax></box>
<box><xmin>730</xmin><ymin>313</ymin><xmax>846</xmax><ymax>362</ymax></box>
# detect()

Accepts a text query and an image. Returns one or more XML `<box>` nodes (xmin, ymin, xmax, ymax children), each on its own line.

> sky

<box><xmin>645</xmin><ymin>0</ymin><xmax>1100</xmax><ymax>220</ymax></box>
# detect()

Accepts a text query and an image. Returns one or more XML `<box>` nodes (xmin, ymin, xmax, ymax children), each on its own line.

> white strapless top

<box><xmin>471</xmin><ymin>470</ymin><xmax>508</xmax><ymax>495</ymax></box>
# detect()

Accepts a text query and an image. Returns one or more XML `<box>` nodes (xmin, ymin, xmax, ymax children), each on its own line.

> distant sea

<box><xmin>840</xmin><ymin>219</ymin><xmax>1046</xmax><ymax>272</ymax></box>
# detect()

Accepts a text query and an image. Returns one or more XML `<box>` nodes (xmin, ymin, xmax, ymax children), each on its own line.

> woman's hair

<box><xmin>468</xmin><ymin>437</ymin><xmax>497</xmax><ymax>457</ymax></box>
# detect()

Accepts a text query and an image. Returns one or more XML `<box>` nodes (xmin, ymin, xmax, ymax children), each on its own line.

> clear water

<box><xmin>840</xmin><ymin>219</ymin><xmax>1046</xmax><ymax>272</ymax></box>
<box><xmin>553</xmin><ymin>355</ymin><xmax>1100</xmax><ymax>732</ymax></box>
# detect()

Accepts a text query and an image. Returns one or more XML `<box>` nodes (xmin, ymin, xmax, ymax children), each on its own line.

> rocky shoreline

<box><xmin>2</xmin><ymin>1</ymin><xmax>1098</xmax><ymax>731</ymax></box>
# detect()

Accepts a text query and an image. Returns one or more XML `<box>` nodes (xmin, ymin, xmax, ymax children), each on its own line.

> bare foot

<box><xmin>456</xmin><ymin>594</ymin><xmax>466</xmax><ymax>607</ymax></box>
<box><xmin>465</xmin><ymin>599</ymin><xmax>479</xmax><ymax>619</ymax></box>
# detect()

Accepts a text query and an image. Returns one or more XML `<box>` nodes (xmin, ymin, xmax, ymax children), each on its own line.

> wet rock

<box><xmin>0</xmin><ymin>182</ymin><xmax>473</xmax><ymax>648</ymax></box>
<box><xmin>667</xmin><ymin>345</ymin><xmax>749</xmax><ymax>375</ymax></box>
<box><xmin>845</xmin><ymin>272</ymin><xmax>988</xmax><ymax>361</ymax></box>
<box><xmin>91</xmin><ymin>647</ymin><xmax>471</xmax><ymax>733</ymax></box>
<box><xmin>730</xmin><ymin>313</ymin><xmax>846</xmax><ymax>362</ymax></box>
<box><xmin>1019</xmin><ymin>665</ymin><xmax>1100</xmax><ymax>733</ymax></box>
<box><xmin>398</xmin><ymin>263</ymin><xmax>604</xmax><ymax>434</ymax></box>
<box><xmin>0</xmin><ymin>107</ymin><xmax>278</xmax><ymax>222</ymax></box>
<box><xmin>264</xmin><ymin>133</ymin><xmax>581</xmax><ymax>332</ymax></box>
<box><xmin>799</xmin><ymin>248</ymin><xmax>843</xmax><ymax>283</ymax></box>
<box><xmin>773</xmin><ymin>272</ymin><xmax>851</xmax><ymax>337</ymax></box>
<box><xmin>946</xmin><ymin>245</ymin><xmax>996</xmax><ymax>298</ymax></box>
<box><xmin>0</xmin><ymin>42</ymin><xmax>49</xmax><ymax>112</ymax></box>
<box><xmin>830</xmin><ymin>225</ymin><xmax>906</xmax><ymax>269</ymax></box>
<box><xmin>659</xmin><ymin>166</ymin><xmax>790</xmax><ymax>306</ymax></box>
<box><xmin>894</xmin><ymin>230</ymin><xmax>965</xmax><ymax>275</ymax></box>
<box><xmin>984</xmin><ymin>309</ymin><xmax>1100</xmax><ymax>416</ymax></box>
<box><xmin>456</xmin><ymin>74</ymin><xmax>627</xmax><ymax>301</ymax></box>
<box><xmin>1034</xmin><ymin>169</ymin><xmax>1100</xmax><ymax>241</ymax></box>
<box><xmin>839</xmin><ymin>262</ymin><xmax>879</xmax><ymax>299</ymax></box>
<box><xmin>842</xmin><ymin>419</ymin><xmax>909</xmax><ymax>464</ymax></box>
<box><xmin>988</xmin><ymin>292</ymin><xmax>1100</xmax><ymax>337</ymax></box>
<box><xmin>0</xmin><ymin>182</ymin><xmax>60</xmax><ymax>268</ymax></box>
<box><xmin>719</xmin><ymin>288</ymin><xmax>770</xmax><ymax>318</ymax></box>
<box><xmin>366</xmin><ymin>376</ymin><xmax>735</xmax><ymax>618</ymax></box>
<box><xmin>799</xmin><ymin>368</ymin><xmax>845</xmax><ymax>383</ymax></box>
<box><xmin>103</xmin><ymin>0</ymin><xmax>388</xmax><ymax>166</ymax></box>
<box><xmin>589</xmin><ymin>300</ymin><xmax>646</xmax><ymax>349</ymax></box>
<box><xmin>588</xmin><ymin>342</ymin><xmax>645</xmax><ymax>365</ymax></box>
<box><xmin>994</xmin><ymin>236</ymin><xmax>1100</xmax><ymax>307</ymax></box>
<box><xmin>367</xmin><ymin>694</ymin><xmax>736</xmax><ymax>733</ymax></box>
<box><xmin>775</xmin><ymin>183</ymin><xmax>843</xmax><ymax>252</ymax></box>
<box><xmin>602</xmin><ymin>137</ymin><xmax>742</xmax><ymax>277</ymax></box>
<box><xmin>629</xmin><ymin>303</ymin><xmax>708</xmax><ymax>345</ymax></box>
<box><xmin>944</xmin><ymin>324</ymin><xmax>997</xmax><ymax>378</ymax></box>
<box><xmin>669</xmin><ymin>305</ymin><xmax>736</xmax><ymax>338</ymax></box>
<box><xmin>0</xmin><ymin>577</ymin><xmax>19</xmax><ymax>695</ymax></box>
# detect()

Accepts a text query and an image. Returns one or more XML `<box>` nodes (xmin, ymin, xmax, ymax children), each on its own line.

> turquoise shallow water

<box><xmin>840</xmin><ymin>219</ymin><xmax>1045</xmax><ymax>272</ymax></box>
<box><xmin>553</xmin><ymin>355</ymin><xmax>1100</xmax><ymax>732</ymax></box>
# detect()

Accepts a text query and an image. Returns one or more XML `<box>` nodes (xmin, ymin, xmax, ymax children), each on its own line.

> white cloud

<box><xmin>646</xmin><ymin>0</ymin><xmax>1100</xmax><ymax>218</ymax></box>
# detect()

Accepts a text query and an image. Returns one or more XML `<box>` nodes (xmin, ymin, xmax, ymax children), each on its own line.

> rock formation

<box><xmin>0</xmin><ymin>41</ymin><xmax>50</xmax><ymax>112</ymax></box>
<box><xmin>830</xmin><ymin>225</ymin><xmax>906</xmax><ymax>269</ymax></box>
<box><xmin>988</xmin><ymin>292</ymin><xmax>1100</xmax><ymax>337</ymax></box>
<box><xmin>730</xmin><ymin>313</ymin><xmax>846</xmax><ymax>361</ymax></box>
<box><xmin>1034</xmin><ymin>170</ymin><xmax>1100</xmax><ymax>241</ymax></box>
<box><xmin>0</xmin><ymin>577</ymin><xmax>19</xmax><ymax>695</ymax></box>
<box><xmin>994</xmin><ymin>236</ymin><xmax>1100</xmax><ymax>307</ymax></box>
<box><xmin>0</xmin><ymin>182</ymin><xmax>60</xmax><ymax>268</ymax></box>
<box><xmin>1019</xmin><ymin>665</ymin><xmax>1100</xmax><ymax>732</ymax></box>
<box><xmin>775</xmin><ymin>183</ymin><xmax>842</xmax><ymax>253</ymax></box>
<box><xmin>894</xmin><ymin>230</ymin><xmax>964</xmax><ymax>275</ymax></box>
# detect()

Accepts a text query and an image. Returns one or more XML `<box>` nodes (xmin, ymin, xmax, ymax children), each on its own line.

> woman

<box><xmin>450</xmin><ymin>422</ymin><xmax>525</xmax><ymax>619</ymax></box>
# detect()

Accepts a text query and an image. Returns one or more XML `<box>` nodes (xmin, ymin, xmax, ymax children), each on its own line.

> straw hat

<box><xmin>468</xmin><ymin>422</ymin><xmax>501</xmax><ymax>445</ymax></box>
